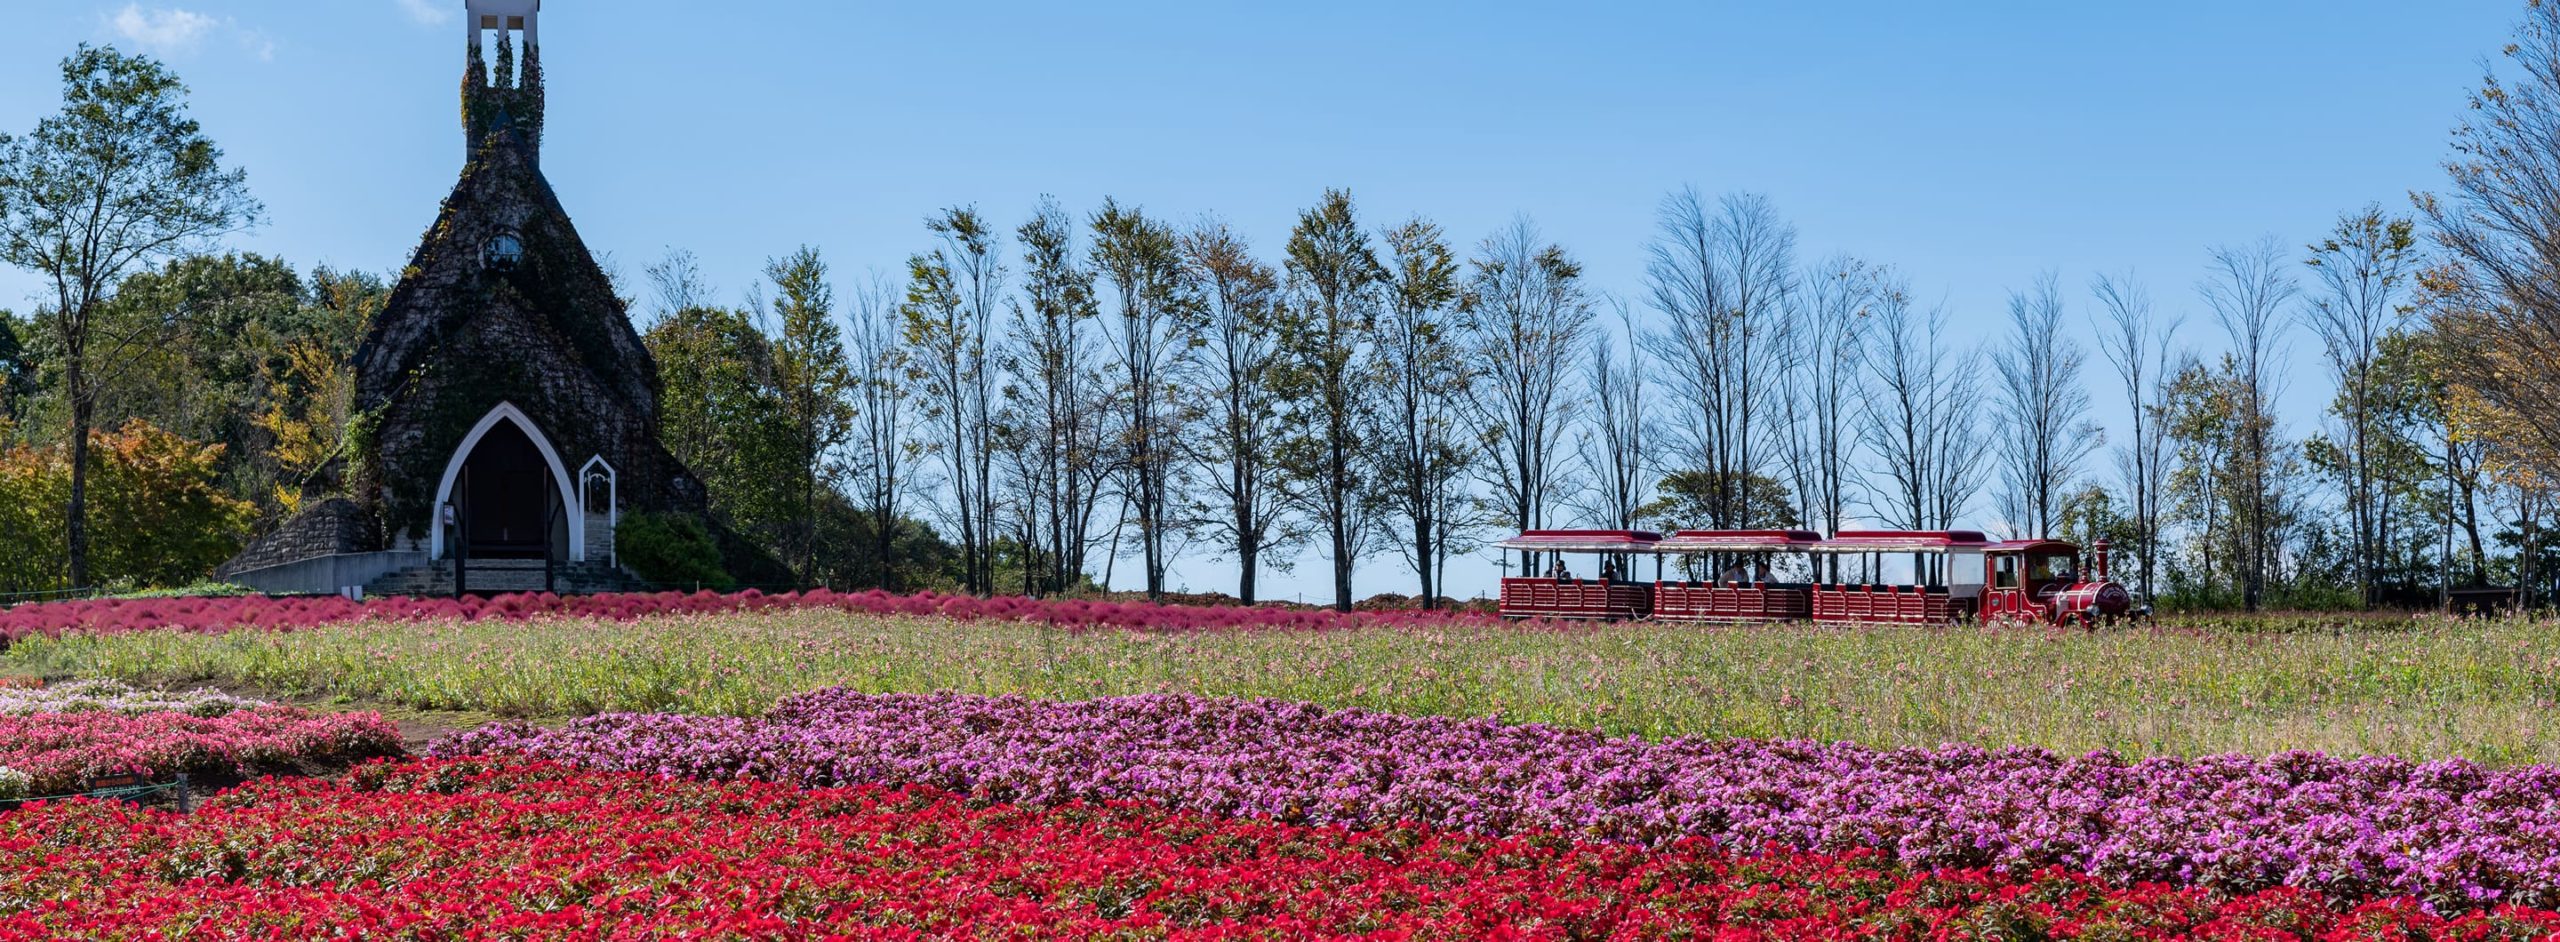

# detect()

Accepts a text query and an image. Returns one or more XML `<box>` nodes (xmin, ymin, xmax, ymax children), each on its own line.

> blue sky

<box><xmin>0</xmin><ymin>1</ymin><xmax>2522</xmax><ymax>602</ymax></box>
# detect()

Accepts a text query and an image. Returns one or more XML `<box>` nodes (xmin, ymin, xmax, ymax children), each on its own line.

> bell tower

<box><xmin>461</xmin><ymin>0</ymin><xmax>543</xmax><ymax>164</ymax></box>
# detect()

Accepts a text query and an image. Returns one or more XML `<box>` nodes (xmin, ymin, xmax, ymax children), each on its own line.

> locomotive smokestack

<box><xmin>2091</xmin><ymin>538</ymin><xmax>2110</xmax><ymax>581</ymax></box>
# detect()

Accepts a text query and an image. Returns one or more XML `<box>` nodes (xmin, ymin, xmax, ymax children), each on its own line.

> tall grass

<box><xmin>9</xmin><ymin>610</ymin><xmax>2559</xmax><ymax>763</ymax></box>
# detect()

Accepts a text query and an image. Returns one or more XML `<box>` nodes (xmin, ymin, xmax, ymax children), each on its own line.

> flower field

<box><xmin>433</xmin><ymin>688</ymin><xmax>2560</xmax><ymax>910</ymax></box>
<box><xmin>4</xmin><ymin>758</ymin><xmax>2557</xmax><ymax>940</ymax></box>
<box><xmin>0</xmin><ymin>700</ymin><xmax>400</xmax><ymax>798</ymax></box>
<box><xmin>7</xmin><ymin>591</ymin><xmax>2560</xmax><ymax>935</ymax></box>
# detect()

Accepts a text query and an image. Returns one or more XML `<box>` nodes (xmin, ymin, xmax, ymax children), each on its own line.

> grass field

<box><xmin>8</xmin><ymin>609</ymin><xmax>2557</xmax><ymax>763</ymax></box>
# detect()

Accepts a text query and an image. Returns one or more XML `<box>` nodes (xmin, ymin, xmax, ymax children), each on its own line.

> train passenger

<box><xmin>1717</xmin><ymin>560</ymin><xmax>1749</xmax><ymax>585</ymax></box>
<box><xmin>1546</xmin><ymin>558</ymin><xmax>1570</xmax><ymax>581</ymax></box>
<box><xmin>1753</xmin><ymin>560</ymin><xmax>1774</xmax><ymax>584</ymax></box>
<box><xmin>1600</xmin><ymin>558</ymin><xmax>1622</xmax><ymax>583</ymax></box>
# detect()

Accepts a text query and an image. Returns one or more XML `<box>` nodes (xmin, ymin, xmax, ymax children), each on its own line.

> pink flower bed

<box><xmin>0</xmin><ymin>706</ymin><xmax>403</xmax><ymax>797</ymax></box>
<box><xmin>0</xmin><ymin>589</ymin><xmax>1519</xmax><ymax>642</ymax></box>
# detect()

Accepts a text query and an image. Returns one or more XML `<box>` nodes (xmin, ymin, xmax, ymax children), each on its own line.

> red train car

<box><xmin>1495</xmin><ymin>528</ymin><xmax>2138</xmax><ymax>627</ymax></box>
<box><xmin>1492</xmin><ymin>530</ymin><xmax>1661</xmax><ymax>620</ymax></box>
<box><xmin>1652</xmin><ymin>530</ymin><xmax>1823</xmax><ymax>622</ymax></box>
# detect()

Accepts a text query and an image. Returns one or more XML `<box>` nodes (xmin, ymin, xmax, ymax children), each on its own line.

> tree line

<box><xmin>633</xmin><ymin>176</ymin><xmax>2548</xmax><ymax>613</ymax></box>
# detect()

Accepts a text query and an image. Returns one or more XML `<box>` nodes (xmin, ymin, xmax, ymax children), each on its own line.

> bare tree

<box><xmin>1179</xmin><ymin>220</ymin><xmax>1300</xmax><ymax>603</ymax></box>
<box><xmin>1465</xmin><ymin>217</ymin><xmax>1595</xmax><ymax>570</ymax></box>
<box><xmin>1994</xmin><ymin>273</ymin><xmax>2100</xmax><ymax>539</ymax></box>
<box><xmin>1371</xmin><ymin>216</ymin><xmax>1469</xmax><ymax>607</ymax></box>
<box><xmin>1772</xmin><ymin>255</ymin><xmax>1869</xmax><ymax>577</ymax></box>
<box><xmin>1090</xmin><ymin>199</ymin><xmax>1195</xmax><ymax>599</ymax></box>
<box><xmin>1279</xmin><ymin>188</ymin><xmax>1385</xmax><ymax>611</ymax></box>
<box><xmin>643</xmin><ymin>248</ymin><xmax>712</xmax><ymax>324</ymax></box>
<box><xmin>901</xmin><ymin>207</ymin><xmax>1006</xmax><ymax>595</ymax></box>
<box><xmin>2302</xmin><ymin>206</ymin><xmax>2419</xmax><ymax>607</ymax></box>
<box><xmin>1641</xmin><ymin>189</ymin><xmax>1794</xmax><ymax>531</ymax></box>
<box><xmin>846</xmin><ymin>272</ymin><xmax>910</xmax><ymax>590</ymax></box>
<box><xmin>1001</xmin><ymin>198</ymin><xmax>1107</xmax><ymax>597</ymax></box>
<box><xmin>1573</xmin><ymin>301</ymin><xmax>1652</xmax><ymax>531</ymax></box>
<box><xmin>1861</xmin><ymin>277</ymin><xmax>1983</xmax><ymax>536</ymax></box>
<box><xmin>2091</xmin><ymin>271</ymin><xmax>2179</xmax><ymax>603</ymax></box>
<box><xmin>2199</xmin><ymin>238</ymin><xmax>2300</xmax><ymax>611</ymax></box>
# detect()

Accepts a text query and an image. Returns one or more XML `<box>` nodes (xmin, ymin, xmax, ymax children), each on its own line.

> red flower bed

<box><xmin>0</xmin><ymin>589</ymin><xmax>1525</xmax><ymax>642</ymax></box>
<box><xmin>2</xmin><ymin>759</ymin><xmax>2557</xmax><ymax>940</ymax></box>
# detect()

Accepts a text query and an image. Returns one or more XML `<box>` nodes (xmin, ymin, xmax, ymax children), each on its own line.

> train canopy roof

<box><xmin>1985</xmin><ymin>539</ymin><xmax>2080</xmax><ymax>554</ymax></box>
<box><xmin>1655</xmin><ymin>529</ymin><xmax>1825</xmax><ymax>553</ymax></box>
<box><xmin>1494</xmin><ymin>530</ymin><xmax>1663</xmax><ymax>553</ymax></box>
<box><xmin>1810</xmin><ymin>530</ymin><xmax>1993</xmax><ymax>554</ymax></box>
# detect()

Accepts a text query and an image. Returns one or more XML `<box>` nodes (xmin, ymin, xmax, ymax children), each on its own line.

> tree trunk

<box><xmin>65</xmin><ymin>366</ymin><xmax>92</xmax><ymax>591</ymax></box>
<box><xmin>1413</xmin><ymin>516</ymin><xmax>1435</xmax><ymax>611</ymax></box>
<box><xmin>1238</xmin><ymin>535</ymin><xmax>1259</xmax><ymax>606</ymax></box>
<box><xmin>874</xmin><ymin>512</ymin><xmax>896</xmax><ymax>591</ymax></box>
<box><xmin>2462</xmin><ymin>483</ymin><xmax>2488</xmax><ymax>588</ymax></box>
<box><xmin>1332</xmin><ymin>435</ymin><xmax>1353</xmax><ymax>613</ymax></box>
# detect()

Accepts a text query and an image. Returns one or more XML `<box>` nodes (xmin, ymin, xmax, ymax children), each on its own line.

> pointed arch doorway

<box><xmin>430</xmin><ymin>403</ymin><xmax>585</xmax><ymax>563</ymax></box>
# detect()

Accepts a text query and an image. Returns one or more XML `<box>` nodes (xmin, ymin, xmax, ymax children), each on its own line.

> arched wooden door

<box><xmin>457</xmin><ymin>419</ymin><xmax>555</xmax><ymax>560</ymax></box>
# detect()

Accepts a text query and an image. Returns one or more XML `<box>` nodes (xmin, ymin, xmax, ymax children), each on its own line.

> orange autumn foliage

<box><xmin>0</xmin><ymin>420</ymin><xmax>253</xmax><ymax>592</ymax></box>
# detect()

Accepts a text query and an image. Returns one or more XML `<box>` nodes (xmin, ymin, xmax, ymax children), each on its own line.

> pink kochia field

<box><xmin>0</xmin><ymin>589</ymin><xmax>1508</xmax><ymax>642</ymax></box>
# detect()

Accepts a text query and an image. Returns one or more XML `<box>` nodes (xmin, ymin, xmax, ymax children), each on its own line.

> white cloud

<box><xmin>109</xmin><ymin>5</ymin><xmax>219</xmax><ymax>54</ymax></box>
<box><xmin>236</xmin><ymin>29</ymin><xmax>276</xmax><ymax>62</ymax></box>
<box><xmin>104</xmin><ymin>5</ymin><xmax>281</xmax><ymax>61</ymax></box>
<box><xmin>395</xmin><ymin>0</ymin><xmax>453</xmax><ymax>26</ymax></box>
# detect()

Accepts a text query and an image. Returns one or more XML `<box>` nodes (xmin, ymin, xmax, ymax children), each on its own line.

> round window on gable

<box><xmin>482</xmin><ymin>231</ymin><xmax>525</xmax><ymax>272</ymax></box>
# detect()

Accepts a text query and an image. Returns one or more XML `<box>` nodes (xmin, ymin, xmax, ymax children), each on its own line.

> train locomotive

<box><xmin>1494</xmin><ymin>528</ymin><xmax>2140</xmax><ymax>626</ymax></box>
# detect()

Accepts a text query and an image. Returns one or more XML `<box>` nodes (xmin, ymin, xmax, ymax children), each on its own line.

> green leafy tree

<box><xmin>643</xmin><ymin>305</ymin><xmax>797</xmax><ymax>557</ymax></box>
<box><xmin>765</xmin><ymin>246</ymin><xmax>856</xmax><ymax>582</ymax></box>
<box><xmin>1639</xmin><ymin>469</ymin><xmax>1797</xmax><ymax>581</ymax></box>
<box><xmin>2302</xmin><ymin>206</ymin><xmax>2420</xmax><ymax>606</ymax></box>
<box><xmin>0</xmin><ymin>312</ymin><xmax>31</xmax><ymax>429</ymax></box>
<box><xmin>0</xmin><ymin>45</ymin><xmax>262</xmax><ymax>588</ymax></box>
<box><xmin>1640</xmin><ymin>470</ymin><xmax>1798</xmax><ymax>532</ymax></box>
<box><xmin>1370</xmin><ymin>216</ymin><xmax>1469</xmax><ymax>608</ymax></box>
<box><xmin>1090</xmin><ymin>199</ymin><xmax>1196</xmax><ymax>599</ymax></box>
<box><xmin>1278</xmin><ymin>189</ymin><xmax>1385</xmax><ymax>612</ymax></box>
<box><xmin>2162</xmin><ymin>355</ymin><xmax>2316</xmax><ymax>607</ymax></box>
<box><xmin>1178</xmin><ymin>220</ymin><xmax>1301</xmax><ymax>604</ymax></box>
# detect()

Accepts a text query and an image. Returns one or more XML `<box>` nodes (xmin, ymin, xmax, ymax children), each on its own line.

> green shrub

<box><xmin>614</xmin><ymin>513</ymin><xmax>733</xmax><ymax>591</ymax></box>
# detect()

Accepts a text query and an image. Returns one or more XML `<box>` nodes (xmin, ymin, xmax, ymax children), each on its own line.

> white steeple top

<box><xmin>464</xmin><ymin>0</ymin><xmax>539</xmax><ymax>47</ymax></box>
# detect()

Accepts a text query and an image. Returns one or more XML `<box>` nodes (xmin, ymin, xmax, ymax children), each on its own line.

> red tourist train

<box><xmin>1494</xmin><ymin>529</ymin><xmax>2139</xmax><ymax>626</ymax></box>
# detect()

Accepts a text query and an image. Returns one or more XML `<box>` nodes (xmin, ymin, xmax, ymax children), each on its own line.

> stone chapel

<box><xmin>219</xmin><ymin>0</ymin><xmax>720</xmax><ymax>595</ymax></box>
